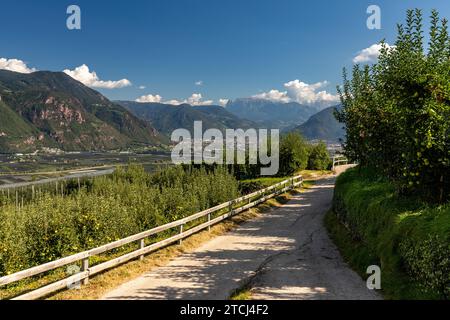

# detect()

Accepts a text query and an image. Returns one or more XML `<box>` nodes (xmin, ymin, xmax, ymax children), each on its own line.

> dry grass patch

<box><xmin>230</xmin><ymin>285</ymin><xmax>253</xmax><ymax>300</ymax></box>
<box><xmin>298</xmin><ymin>169</ymin><xmax>333</xmax><ymax>180</ymax></box>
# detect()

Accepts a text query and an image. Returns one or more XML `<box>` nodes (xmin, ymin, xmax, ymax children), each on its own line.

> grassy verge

<box><xmin>240</xmin><ymin>170</ymin><xmax>332</xmax><ymax>185</ymax></box>
<box><xmin>229</xmin><ymin>283</ymin><xmax>253</xmax><ymax>300</ymax></box>
<box><xmin>47</xmin><ymin>187</ymin><xmax>301</xmax><ymax>300</ymax></box>
<box><xmin>299</xmin><ymin>170</ymin><xmax>333</xmax><ymax>180</ymax></box>
<box><xmin>239</xmin><ymin>170</ymin><xmax>331</xmax><ymax>194</ymax></box>
<box><xmin>327</xmin><ymin>167</ymin><xmax>450</xmax><ymax>300</ymax></box>
<box><xmin>240</xmin><ymin>177</ymin><xmax>287</xmax><ymax>188</ymax></box>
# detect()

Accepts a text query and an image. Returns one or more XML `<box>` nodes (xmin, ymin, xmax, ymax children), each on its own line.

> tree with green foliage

<box><xmin>308</xmin><ymin>141</ymin><xmax>331</xmax><ymax>170</ymax></box>
<box><xmin>336</xmin><ymin>9</ymin><xmax>450</xmax><ymax>202</ymax></box>
<box><xmin>279</xmin><ymin>132</ymin><xmax>310</xmax><ymax>176</ymax></box>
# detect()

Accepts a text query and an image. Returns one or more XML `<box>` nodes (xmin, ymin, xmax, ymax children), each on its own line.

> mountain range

<box><xmin>292</xmin><ymin>105</ymin><xmax>345</xmax><ymax>143</ymax></box>
<box><xmin>225</xmin><ymin>98</ymin><xmax>319</xmax><ymax>130</ymax></box>
<box><xmin>0</xmin><ymin>70</ymin><xmax>344</xmax><ymax>153</ymax></box>
<box><xmin>0</xmin><ymin>70</ymin><xmax>164</xmax><ymax>152</ymax></box>
<box><xmin>118</xmin><ymin>101</ymin><xmax>257</xmax><ymax>135</ymax></box>
<box><xmin>122</xmin><ymin>100</ymin><xmax>344</xmax><ymax>143</ymax></box>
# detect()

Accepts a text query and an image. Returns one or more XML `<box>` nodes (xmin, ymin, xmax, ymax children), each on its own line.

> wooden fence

<box><xmin>0</xmin><ymin>175</ymin><xmax>303</xmax><ymax>300</ymax></box>
<box><xmin>332</xmin><ymin>155</ymin><xmax>349</xmax><ymax>171</ymax></box>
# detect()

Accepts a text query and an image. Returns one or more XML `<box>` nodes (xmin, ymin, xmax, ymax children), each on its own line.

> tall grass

<box><xmin>330</xmin><ymin>167</ymin><xmax>450</xmax><ymax>299</ymax></box>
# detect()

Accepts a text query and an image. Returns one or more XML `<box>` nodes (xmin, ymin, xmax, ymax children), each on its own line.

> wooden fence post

<box><xmin>139</xmin><ymin>239</ymin><xmax>145</xmax><ymax>261</ymax></box>
<box><xmin>81</xmin><ymin>258</ymin><xmax>89</xmax><ymax>285</ymax></box>
<box><xmin>208</xmin><ymin>213</ymin><xmax>211</xmax><ymax>232</ymax></box>
<box><xmin>179</xmin><ymin>224</ymin><xmax>184</xmax><ymax>245</ymax></box>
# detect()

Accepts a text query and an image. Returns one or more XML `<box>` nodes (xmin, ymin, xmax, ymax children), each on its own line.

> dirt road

<box><xmin>102</xmin><ymin>176</ymin><xmax>380</xmax><ymax>300</ymax></box>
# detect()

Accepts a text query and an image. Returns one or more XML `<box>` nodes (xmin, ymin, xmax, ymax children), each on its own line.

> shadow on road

<box><xmin>104</xmin><ymin>177</ymin><xmax>379</xmax><ymax>300</ymax></box>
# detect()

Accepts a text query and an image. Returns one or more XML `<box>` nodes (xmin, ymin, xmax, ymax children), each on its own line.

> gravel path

<box><xmin>102</xmin><ymin>176</ymin><xmax>381</xmax><ymax>300</ymax></box>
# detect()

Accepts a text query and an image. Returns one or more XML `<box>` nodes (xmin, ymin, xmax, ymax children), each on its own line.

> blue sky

<box><xmin>1</xmin><ymin>0</ymin><xmax>449</xmax><ymax>106</ymax></box>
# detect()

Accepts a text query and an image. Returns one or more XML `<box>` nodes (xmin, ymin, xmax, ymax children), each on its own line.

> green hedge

<box><xmin>336</xmin><ymin>10</ymin><xmax>450</xmax><ymax>202</ymax></box>
<box><xmin>331</xmin><ymin>167</ymin><xmax>450</xmax><ymax>299</ymax></box>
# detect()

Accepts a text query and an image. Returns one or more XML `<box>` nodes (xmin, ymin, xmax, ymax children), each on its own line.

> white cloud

<box><xmin>0</xmin><ymin>57</ymin><xmax>36</xmax><ymax>73</ymax></box>
<box><xmin>253</xmin><ymin>89</ymin><xmax>290</xmax><ymax>103</ymax></box>
<box><xmin>135</xmin><ymin>93</ymin><xmax>214</xmax><ymax>106</ymax></box>
<box><xmin>195</xmin><ymin>80</ymin><xmax>203</xmax><ymax>86</ymax></box>
<box><xmin>353</xmin><ymin>43</ymin><xmax>395</xmax><ymax>64</ymax></box>
<box><xmin>138</xmin><ymin>85</ymin><xmax>146</xmax><ymax>90</ymax></box>
<box><xmin>164</xmin><ymin>99</ymin><xmax>183</xmax><ymax>105</ymax></box>
<box><xmin>284</xmin><ymin>80</ymin><xmax>338</xmax><ymax>106</ymax></box>
<box><xmin>63</xmin><ymin>64</ymin><xmax>131</xmax><ymax>89</ymax></box>
<box><xmin>253</xmin><ymin>80</ymin><xmax>339</xmax><ymax>108</ymax></box>
<box><xmin>218</xmin><ymin>99</ymin><xmax>229</xmax><ymax>107</ymax></box>
<box><xmin>135</xmin><ymin>94</ymin><xmax>163</xmax><ymax>103</ymax></box>
<box><xmin>186</xmin><ymin>93</ymin><xmax>213</xmax><ymax>105</ymax></box>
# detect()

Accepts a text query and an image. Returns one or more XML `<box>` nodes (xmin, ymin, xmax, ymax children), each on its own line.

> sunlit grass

<box><xmin>327</xmin><ymin>167</ymin><xmax>449</xmax><ymax>300</ymax></box>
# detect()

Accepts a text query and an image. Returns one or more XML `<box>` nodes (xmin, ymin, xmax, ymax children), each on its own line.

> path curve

<box><xmin>102</xmin><ymin>176</ymin><xmax>380</xmax><ymax>300</ymax></box>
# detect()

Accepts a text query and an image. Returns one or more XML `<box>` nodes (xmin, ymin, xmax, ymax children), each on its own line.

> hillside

<box><xmin>225</xmin><ymin>98</ymin><xmax>318</xmax><ymax>130</ymax></box>
<box><xmin>0</xmin><ymin>100</ymin><xmax>48</xmax><ymax>151</ymax></box>
<box><xmin>117</xmin><ymin>101</ymin><xmax>257</xmax><ymax>135</ymax></box>
<box><xmin>0</xmin><ymin>70</ymin><xmax>164</xmax><ymax>152</ymax></box>
<box><xmin>292</xmin><ymin>105</ymin><xmax>344</xmax><ymax>142</ymax></box>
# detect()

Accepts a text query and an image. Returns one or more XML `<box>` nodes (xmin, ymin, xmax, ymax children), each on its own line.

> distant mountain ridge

<box><xmin>117</xmin><ymin>101</ymin><xmax>257</xmax><ymax>135</ymax></box>
<box><xmin>0</xmin><ymin>69</ymin><xmax>345</xmax><ymax>153</ymax></box>
<box><xmin>119</xmin><ymin>100</ymin><xmax>344</xmax><ymax>143</ymax></box>
<box><xmin>292</xmin><ymin>105</ymin><xmax>345</xmax><ymax>143</ymax></box>
<box><xmin>225</xmin><ymin>98</ymin><xmax>319</xmax><ymax>130</ymax></box>
<box><xmin>0</xmin><ymin>70</ymin><xmax>164</xmax><ymax>152</ymax></box>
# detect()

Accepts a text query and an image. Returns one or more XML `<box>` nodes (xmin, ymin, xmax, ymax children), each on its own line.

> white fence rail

<box><xmin>332</xmin><ymin>155</ymin><xmax>349</xmax><ymax>171</ymax></box>
<box><xmin>0</xmin><ymin>175</ymin><xmax>303</xmax><ymax>300</ymax></box>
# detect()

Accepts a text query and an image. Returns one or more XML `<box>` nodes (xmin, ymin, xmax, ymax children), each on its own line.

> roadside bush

<box><xmin>307</xmin><ymin>141</ymin><xmax>331</xmax><ymax>170</ymax></box>
<box><xmin>239</xmin><ymin>181</ymin><xmax>264</xmax><ymax>195</ymax></box>
<box><xmin>279</xmin><ymin>132</ymin><xmax>309</xmax><ymax>176</ymax></box>
<box><xmin>332</xmin><ymin>167</ymin><xmax>450</xmax><ymax>299</ymax></box>
<box><xmin>400</xmin><ymin>235</ymin><xmax>450</xmax><ymax>299</ymax></box>
<box><xmin>336</xmin><ymin>9</ymin><xmax>450</xmax><ymax>202</ymax></box>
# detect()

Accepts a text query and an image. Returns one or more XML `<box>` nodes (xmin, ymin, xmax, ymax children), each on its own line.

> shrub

<box><xmin>336</xmin><ymin>9</ymin><xmax>450</xmax><ymax>202</ymax></box>
<box><xmin>279</xmin><ymin>132</ymin><xmax>309</xmax><ymax>176</ymax></box>
<box><xmin>239</xmin><ymin>181</ymin><xmax>264</xmax><ymax>195</ymax></box>
<box><xmin>332</xmin><ymin>167</ymin><xmax>450</xmax><ymax>299</ymax></box>
<box><xmin>400</xmin><ymin>235</ymin><xmax>450</xmax><ymax>299</ymax></box>
<box><xmin>307</xmin><ymin>141</ymin><xmax>331</xmax><ymax>170</ymax></box>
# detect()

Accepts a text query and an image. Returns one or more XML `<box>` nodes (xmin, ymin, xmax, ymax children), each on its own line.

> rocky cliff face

<box><xmin>0</xmin><ymin>70</ymin><xmax>164</xmax><ymax>152</ymax></box>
